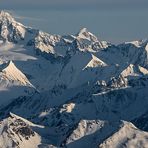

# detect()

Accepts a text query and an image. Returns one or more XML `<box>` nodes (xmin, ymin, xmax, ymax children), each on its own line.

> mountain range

<box><xmin>0</xmin><ymin>10</ymin><xmax>148</xmax><ymax>148</ymax></box>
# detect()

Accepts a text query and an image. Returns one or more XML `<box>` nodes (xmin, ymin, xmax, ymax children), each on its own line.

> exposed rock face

<box><xmin>0</xmin><ymin>11</ymin><xmax>148</xmax><ymax>148</ymax></box>
<box><xmin>0</xmin><ymin>113</ymin><xmax>42</xmax><ymax>148</ymax></box>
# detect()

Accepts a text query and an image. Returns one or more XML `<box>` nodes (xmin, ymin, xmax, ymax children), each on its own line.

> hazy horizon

<box><xmin>0</xmin><ymin>0</ymin><xmax>148</xmax><ymax>44</ymax></box>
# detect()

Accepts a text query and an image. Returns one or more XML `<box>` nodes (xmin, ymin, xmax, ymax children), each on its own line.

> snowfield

<box><xmin>0</xmin><ymin>10</ymin><xmax>148</xmax><ymax>148</ymax></box>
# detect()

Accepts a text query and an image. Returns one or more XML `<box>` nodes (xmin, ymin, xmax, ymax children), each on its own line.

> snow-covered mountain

<box><xmin>0</xmin><ymin>113</ymin><xmax>42</xmax><ymax>148</ymax></box>
<box><xmin>99</xmin><ymin>121</ymin><xmax>148</xmax><ymax>148</ymax></box>
<box><xmin>0</xmin><ymin>10</ymin><xmax>148</xmax><ymax>148</ymax></box>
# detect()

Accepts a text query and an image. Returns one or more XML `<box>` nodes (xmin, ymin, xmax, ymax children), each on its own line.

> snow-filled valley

<box><xmin>0</xmin><ymin>10</ymin><xmax>148</xmax><ymax>148</ymax></box>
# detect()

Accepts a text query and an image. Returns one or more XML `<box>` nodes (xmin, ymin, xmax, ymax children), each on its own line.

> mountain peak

<box><xmin>84</xmin><ymin>54</ymin><xmax>107</xmax><ymax>69</ymax></box>
<box><xmin>77</xmin><ymin>27</ymin><xmax>90</xmax><ymax>37</ymax></box>
<box><xmin>77</xmin><ymin>27</ymin><xmax>98</xmax><ymax>42</ymax></box>
<box><xmin>0</xmin><ymin>11</ymin><xmax>26</xmax><ymax>42</ymax></box>
<box><xmin>0</xmin><ymin>10</ymin><xmax>14</xmax><ymax>22</ymax></box>
<box><xmin>0</xmin><ymin>61</ymin><xmax>33</xmax><ymax>86</ymax></box>
<box><xmin>120</xmin><ymin>64</ymin><xmax>148</xmax><ymax>78</ymax></box>
<box><xmin>0</xmin><ymin>112</ymin><xmax>42</xmax><ymax>148</ymax></box>
<box><xmin>78</xmin><ymin>27</ymin><xmax>88</xmax><ymax>34</ymax></box>
<box><xmin>1</xmin><ymin>60</ymin><xmax>15</xmax><ymax>70</ymax></box>
<box><xmin>0</xmin><ymin>60</ymin><xmax>13</xmax><ymax>71</ymax></box>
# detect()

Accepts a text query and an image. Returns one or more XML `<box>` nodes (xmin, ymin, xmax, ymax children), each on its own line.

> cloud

<box><xmin>14</xmin><ymin>15</ymin><xmax>43</xmax><ymax>21</ymax></box>
<box><xmin>4</xmin><ymin>10</ymin><xmax>43</xmax><ymax>21</ymax></box>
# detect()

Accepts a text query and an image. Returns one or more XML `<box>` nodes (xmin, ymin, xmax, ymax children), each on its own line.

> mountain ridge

<box><xmin>0</xmin><ymin>11</ymin><xmax>148</xmax><ymax>148</ymax></box>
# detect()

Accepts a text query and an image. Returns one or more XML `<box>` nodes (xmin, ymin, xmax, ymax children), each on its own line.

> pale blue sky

<box><xmin>0</xmin><ymin>0</ymin><xmax>148</xmax><ymax>43</ymax></box>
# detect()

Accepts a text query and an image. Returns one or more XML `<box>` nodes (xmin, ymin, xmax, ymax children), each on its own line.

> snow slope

<box><xmin>0</xmin><ymin>61</ymin><xmax>33</xmax><ymax>86</ymax></box>
<box><xmin>0</xmin><ymin>11</ymin><xmax>148</xmax><ymax>148</ymax></box>
<box><xmin>0</xmin><ymin>112</ymin><xmax>56</xmax><ymax>148</ymax></box>
<box><xmin>0</xmin><ymin>60</ymin><xmax>35</xmax><ymax>106</ymax></box>
<box><xmin>99</xmin><ymin>121</ymin><xmax>148</xmax><ymax>148</ymax></box>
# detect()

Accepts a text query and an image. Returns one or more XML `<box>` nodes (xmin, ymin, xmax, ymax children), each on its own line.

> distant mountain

<box><xmin>0</xmin><ymin>10</ymin><xmax>148</xmax><ymax>148</ymax></box>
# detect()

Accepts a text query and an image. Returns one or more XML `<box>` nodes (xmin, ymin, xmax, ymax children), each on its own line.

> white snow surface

<box><xmin>0</xmin><ymin>11</ymin><xmax>148</xmax><ymax>148</ymax></box>
<box><xmin>99</xmin><ymin>121</ymin><xmax>148</xmax><ymax>148</ymax></box>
